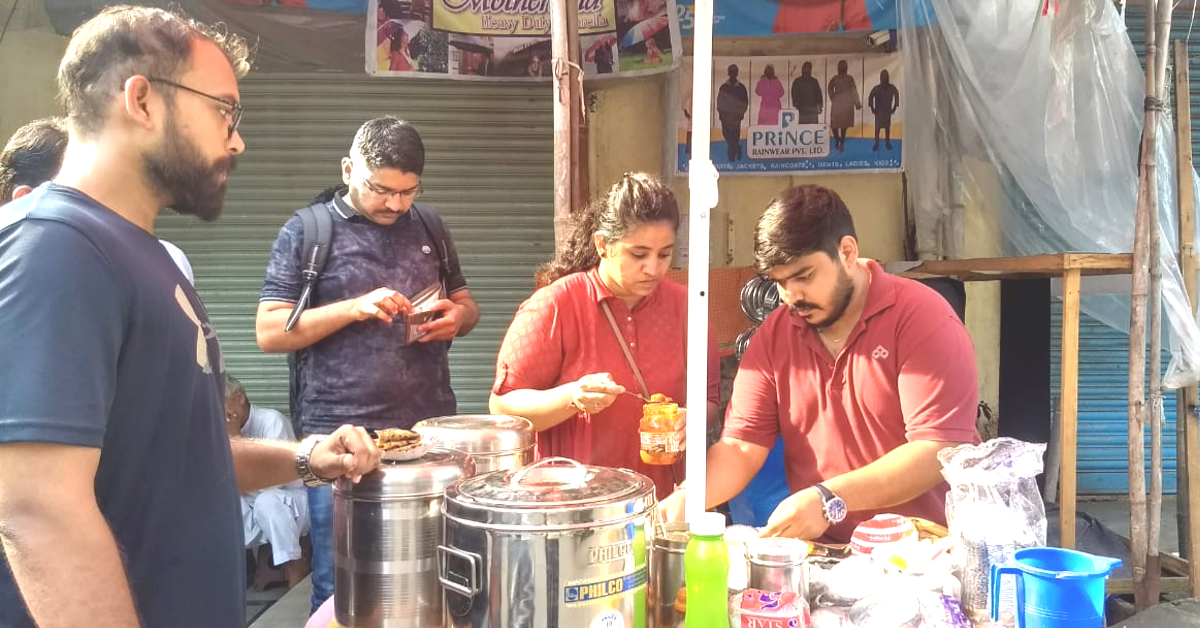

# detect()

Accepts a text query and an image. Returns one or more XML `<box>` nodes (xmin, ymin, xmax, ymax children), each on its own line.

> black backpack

<box><xmin>285</xmin><ymin>193</ymin><xmax>455</xmax><ymax>434</ymax></box>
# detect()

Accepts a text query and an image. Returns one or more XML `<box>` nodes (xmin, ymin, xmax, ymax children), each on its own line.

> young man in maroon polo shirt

<box><xmin>661</xmin><ymin>184</ymin><xmax>981</xmax><ymax>542</ymax></box>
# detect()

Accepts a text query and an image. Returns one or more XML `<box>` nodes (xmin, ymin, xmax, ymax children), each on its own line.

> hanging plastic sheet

<box><xmin>898</xmin><ymin>0</ymin><xmax>1200</xmax><ymax>388</ymax></box>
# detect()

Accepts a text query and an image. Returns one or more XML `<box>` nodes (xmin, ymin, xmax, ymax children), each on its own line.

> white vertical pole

<box><xmin>685</xmin><ymin>0</ymin><xmax>718</xmax><ymax>524</ymax></box>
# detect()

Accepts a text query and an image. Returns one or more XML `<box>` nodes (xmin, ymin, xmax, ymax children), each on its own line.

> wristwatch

<box><xmin>296</xmin><ymin>434</ymin><xmax>331</xmax><ymax>487</ymax></box>
<box><xmin>813</xmin><ymin>483</ymin><xmax>847</xmax><ymax>525</ymax></box>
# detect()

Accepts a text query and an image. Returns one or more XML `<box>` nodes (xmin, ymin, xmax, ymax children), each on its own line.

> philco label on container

<box><xmin>562</xmin><ymin>568</ymin><xmax>647</xmax><ymax>606</ymax></box>
<box><xmin>588</xmin><ymin>541</ymin><xmax>633</xmax><ymax>564</ymax></box>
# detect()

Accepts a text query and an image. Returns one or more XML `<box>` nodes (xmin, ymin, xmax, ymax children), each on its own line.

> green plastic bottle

<box><xmin>684</xmin><ymin>512</ymin><xmax>729</xmax><ymax>628</ymax></box>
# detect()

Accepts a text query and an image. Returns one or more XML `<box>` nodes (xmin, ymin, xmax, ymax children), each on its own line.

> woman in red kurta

<box><xmin>490</xmin><ymin>173</ymin><xmax>720</xmax><ymax>497</ymax></box>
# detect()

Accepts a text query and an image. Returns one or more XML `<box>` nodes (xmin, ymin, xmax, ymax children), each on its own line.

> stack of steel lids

<box><xmin>736</xmin><ymin>275</ymin><xmax>782</xmax><ymax>359</ymax></box>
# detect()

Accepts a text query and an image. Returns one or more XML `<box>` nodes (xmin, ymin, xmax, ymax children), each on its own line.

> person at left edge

<box><xmin>0</xmin><ymin>7</ymin><xmax>380</xmax><ymax>628</ymax></box>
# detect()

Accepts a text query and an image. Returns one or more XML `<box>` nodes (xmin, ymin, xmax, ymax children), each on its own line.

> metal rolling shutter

<box><xmin>1051</xmin><ymin>303</ymin><xmax>1178</xmax><ymax>494</ymax></box>
<box><xmin>154</xmin><ymin>73</ymin><xmax>553</xmax><ymax>415</ymax></box>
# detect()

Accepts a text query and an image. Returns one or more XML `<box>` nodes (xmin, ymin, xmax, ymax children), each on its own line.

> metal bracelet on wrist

<box><xmin>296</xmin><ymin>434</ymin><xmax>331</xmax><ymax>487</ymax></box>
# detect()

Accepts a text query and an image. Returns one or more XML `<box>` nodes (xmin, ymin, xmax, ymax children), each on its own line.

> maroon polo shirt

<box><xmin>494</xmin><ymin>268</ymin><xmax>720</xmax><ymax>497</ymax></box>
<box><xmin>723</xmin><ymin>260</ymin><xmax>981</xmax><ymax>541</ymax></box>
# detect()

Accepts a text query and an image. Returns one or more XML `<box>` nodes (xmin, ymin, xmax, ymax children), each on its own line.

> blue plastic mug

<box><xmin>990</xmin><ymin>547</ymin><xmax>1121</xmax><ymax>628</ymax></box>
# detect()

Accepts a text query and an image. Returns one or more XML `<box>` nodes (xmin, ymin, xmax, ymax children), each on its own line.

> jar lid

<box><xmin>413</xmin><ymin>414</ymin><xmax>534</xmax><ymax>454</ymax></box>
<box><xmin>444</xmin><ymin>457</ymin><xmax>655</xmax><ymax>529</ymax></box>
<box><xmin>652</xmin><ymin>522</ymin><xmax>691</xmax><ymax>551</ymax></box>
<box><xmin>334</xmin><ymin>448</ymin><xmax>475</xmax><ymax>500</ymax></box>
<box><xmin>746</xmin><ymin>537</ymin><xmax>810</xmax><ymax>565</ymax></box>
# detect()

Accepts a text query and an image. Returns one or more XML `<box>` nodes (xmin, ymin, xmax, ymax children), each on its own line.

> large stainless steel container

<box><xmin>334</xmin><ymin>448</ymin><xmax>476</xmax><ymax>628</ymax></box>
<box><xmin>439</xmin><ymin>457</ymin><xmax>656</xmax><ymax>628</ymax></box>
<box><xmin>412</xmin><ymin>414</ymin><xmax>534</xmax><ymax>473</ymax></box>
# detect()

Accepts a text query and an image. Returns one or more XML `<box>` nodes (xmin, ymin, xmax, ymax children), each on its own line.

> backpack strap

<box><xmin>409</xmin><ymin>203</ymin><xmax>456</xmax><ymax>292</ymax></box>
<box><xmin>285</xmin><ymin>201</ymin><xmax>334</xmax><ymax>332</ymax></box>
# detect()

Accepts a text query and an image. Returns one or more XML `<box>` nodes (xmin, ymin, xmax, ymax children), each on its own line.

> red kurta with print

<box><xmin>494</xmin><ymin>269</ymin><xmax>721</xmax><ymax>497</ymax></box>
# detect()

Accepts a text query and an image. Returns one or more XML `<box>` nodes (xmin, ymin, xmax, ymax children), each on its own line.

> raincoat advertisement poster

<box><xmin>369</xmin><ymin>0</ymin><xmax>681</xmax><ymax>80</ymax></box>
<box><xmin>677</xmin><ymin>54</ymin><xmax>904</xmax><ymax>175</ymax></box>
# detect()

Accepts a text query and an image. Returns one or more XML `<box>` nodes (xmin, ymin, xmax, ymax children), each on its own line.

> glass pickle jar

<box><xmin>639</xmin><ymin>401</ymin><xmax>681</xmax><ymax>465</ymax></box>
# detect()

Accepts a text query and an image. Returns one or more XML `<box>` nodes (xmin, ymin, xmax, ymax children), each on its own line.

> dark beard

<box><xmin>143</xmin><ymin>115</ymin><xmax>235</xmax><ymax>223</ymax></box>
<box><xmin>789</xmin><ymin>265</ymin><xmax>855</xmax><ymax>329</ymax></box>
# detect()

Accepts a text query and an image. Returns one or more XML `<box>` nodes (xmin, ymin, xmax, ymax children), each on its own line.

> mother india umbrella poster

<box><xmin>369</xmin><ymin>0</ymin><xmax>681</xmax><ymax>80</ymax></box>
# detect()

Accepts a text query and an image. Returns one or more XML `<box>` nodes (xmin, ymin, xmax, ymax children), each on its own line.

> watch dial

<box><xmin>828</xmin><ymin>498</ymin><xmax>848</xmax><ymax>522</ymax></box>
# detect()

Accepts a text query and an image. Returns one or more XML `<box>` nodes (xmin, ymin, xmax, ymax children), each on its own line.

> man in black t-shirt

<box><xmin>0</xmin><ymin>7</ymin><xmax>380</xmax><ymax>628</ymax></box>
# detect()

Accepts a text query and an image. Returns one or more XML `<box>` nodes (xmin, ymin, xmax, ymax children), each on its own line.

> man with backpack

<box><xmin>256</xmin><ymin>116</ymin><xmax>479</xmax><ymax>613</ymax></box>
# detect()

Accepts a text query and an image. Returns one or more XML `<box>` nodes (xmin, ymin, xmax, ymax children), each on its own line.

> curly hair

<box><xmin>540</xmin><ymin>173</ymin><xmax>680</xmax><ymax>283</ymax></box>
<box><xmin>58</xmin><ymin>5</ymin><xmax>253</xmax><ymax>138</ymax></box>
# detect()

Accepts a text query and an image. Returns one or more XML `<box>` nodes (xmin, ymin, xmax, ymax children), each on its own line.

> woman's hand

<box><xmin>673</xmin><ymin>407</ymin><xmax>688</xmax><ymax>452</ymax></box>
<box><xmin>569</xmin><ymin>373</ymin><xmax>625</xmax><ymax>414</ymax></box>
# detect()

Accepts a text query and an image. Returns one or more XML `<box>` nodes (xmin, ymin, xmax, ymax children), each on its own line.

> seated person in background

<box><xmin>660</xmin><ymin>185</ymin><xmax>980</xmax><ymax>541</ymax></box>
<box><xmin>225</xmin><ymin>374</ymin><xmax>310</xmax><ymax>587</ymax></box>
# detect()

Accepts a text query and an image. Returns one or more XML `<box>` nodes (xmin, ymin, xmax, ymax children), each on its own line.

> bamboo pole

<box><xmin>1173</xmin><ymin>38</ymin><xmax>1200</xmax><ymax>595</ymax></box>
<box><xmin>1130</xmin><ymin>0</ymin><xmax>1174</xmax><ymax>609</ymax></box>
<box><xmin>1148</xmin><ymin>187</ymin><xmax>1164</xmax><ymax>603</ymax></box>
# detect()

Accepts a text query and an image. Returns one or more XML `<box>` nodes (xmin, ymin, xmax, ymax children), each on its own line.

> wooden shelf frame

<box><xmin>896</xmin><ymin>252</ymin><xmax>1134</xmax><ymax>551</ymax></box>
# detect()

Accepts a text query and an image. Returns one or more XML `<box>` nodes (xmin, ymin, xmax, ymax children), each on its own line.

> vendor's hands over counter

<box><xmin>760</xmin><ymin>486</ymin><xmax>830</xmax><ymax>540</ymax></box>
<box><xmin>656</xmin><ymin>484</ymin><xmax>831</xmax><ymax>541</ymax></box>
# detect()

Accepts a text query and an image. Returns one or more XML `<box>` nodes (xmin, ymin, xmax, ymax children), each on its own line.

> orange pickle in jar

<box><xmin>639</xmin><ymin>399</ymin><xmax>682</xmax><ymax>465</ymax></box>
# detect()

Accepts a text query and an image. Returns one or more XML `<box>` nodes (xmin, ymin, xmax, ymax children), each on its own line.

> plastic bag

<box><xmin>938</xmin><ymin>438</ymin><xmax>1047</xmax><ymax>621</ymax></box>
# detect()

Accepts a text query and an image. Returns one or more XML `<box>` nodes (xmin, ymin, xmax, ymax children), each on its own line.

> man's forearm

<box><xmin>256</xmin><ymin>299</ymin><xmax>359</xmax><ymax>353</ymax></box>
<box><xmin>1</xmin><ymin>503</ymin><xmax>141</xmax><ymax>627</ymax></box>
<box><xmin>822</xmin><ymin>440</ymin><xmax>965</xmax><ymax>513</ymax></box>
<box><xmin>701</xmin><ymin>438</ymin><xmax>770</xmax><ymax>509</ymax></box>
<box><xmin>232</xmin><ymin>437</ymin><xmax>302</xmax><ymax>492</ymax></box>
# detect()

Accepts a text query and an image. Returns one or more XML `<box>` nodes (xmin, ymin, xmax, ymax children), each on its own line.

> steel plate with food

<box><xmin>374</xmin><ymin>428</ymin><xmax>430</xmax><ymax>461</ymax></box>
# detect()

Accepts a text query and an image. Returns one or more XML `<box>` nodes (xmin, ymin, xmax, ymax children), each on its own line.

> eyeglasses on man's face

<box><xmin>360</xmin><ymin>177</ymin><xmax>423</xmax><ymax>201</ymax></box>
<box><xmin>148</xmin><ymin>77</ymin><xmax>243</xmax><ymax>139</ymax></box>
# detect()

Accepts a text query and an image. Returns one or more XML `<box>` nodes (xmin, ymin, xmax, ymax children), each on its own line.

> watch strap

<box><xmin>813</xmin><ymin>482</ymin><xmax>835</xmax><ymax>502</ymax></box>
<box><xmin>296</xmin><ymin>434</ymin><xmax>330</xmax><ymax>487</ymax></box>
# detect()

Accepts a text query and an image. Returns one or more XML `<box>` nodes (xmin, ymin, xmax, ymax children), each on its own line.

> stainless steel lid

<box><xmin>443</xmin><ymin>457</ymin><xmax>655</xmax><ymax>529</ymax></box>
<box><xmin>652</xmin><ymin>522</ymin><xmax>690</xmax><ymax>552</ymax></box>
<box><xmin>334</xmin><ymin>447</ymin><xmax>475</xmax><ymax>501</ymax></box>
<box><xmin>746</xmin><ymin>537</ymin><xmax>810</xmax><ymax>565</ymax></box>
<box><xmin>412</xmin><ymin>414</ymin><xmax>534</xmax><ymax>455</ymax></box>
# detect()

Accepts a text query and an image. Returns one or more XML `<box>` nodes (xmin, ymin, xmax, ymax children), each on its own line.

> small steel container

<box><xmin>648</xmin><ymin>522</ymin><xmax>690</xmax><ymax>628</ymax></box>
<box><xmin>412</xmin><ymin>414</ymin><xmax>534</xmax><ymax>473</ymax></box>
<box><xmin>745</xmin><ymin>537</ymin><xmax>810</xmax><ymax>600</ymax></box>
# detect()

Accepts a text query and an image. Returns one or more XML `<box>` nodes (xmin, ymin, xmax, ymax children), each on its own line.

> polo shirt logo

<box><xmin>872</xmin><ymin>346</ymin><xmax>890</xmax><ymax>360</ymax></box>
<box><xmin>422</xmin><ymin>245</ymin><xmax>432</xmax><ymax>254</ymax></box>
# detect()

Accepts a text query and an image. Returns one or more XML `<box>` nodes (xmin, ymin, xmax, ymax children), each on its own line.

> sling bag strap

<box><xmin>599</xmin><ymin>301</ymin><xmax>650</xmax><ymax>400</ymax></box>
